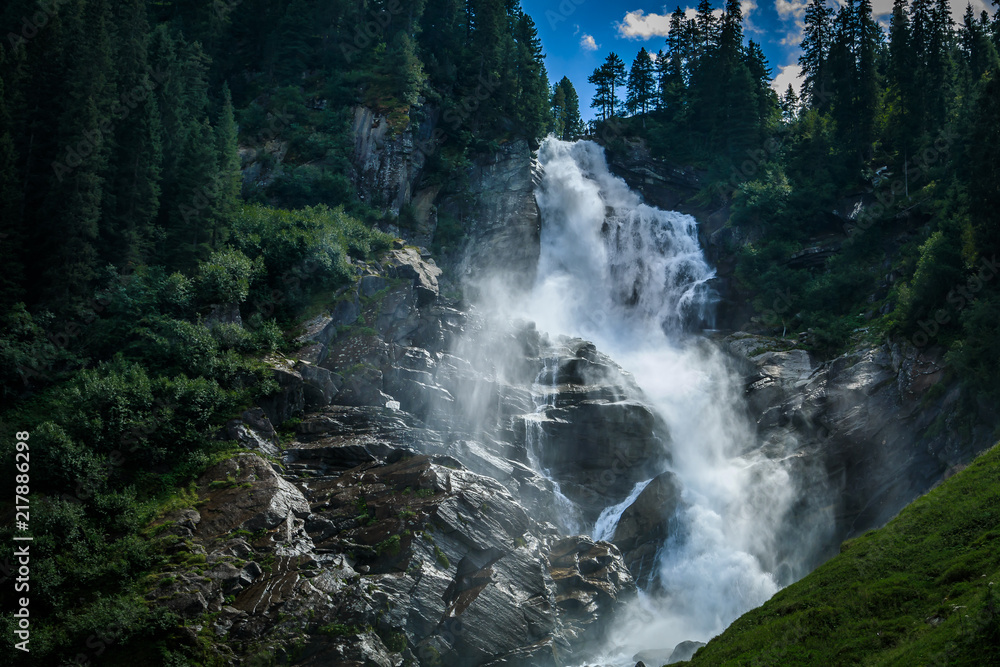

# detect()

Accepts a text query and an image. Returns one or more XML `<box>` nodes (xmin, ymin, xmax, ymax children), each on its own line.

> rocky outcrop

<box><xmin>610</xmin><ymin>471</ymin><xmax>683</xmax><ymax>586</ymax></box>
<box><xmin>725</xmin><ymin>332</ymin><xmax>994</xmax><ymax>555</ymax></box>
<box><xmin>148</xmin><ymin>442</ymin><xmax>635</xmax><ymax>665</ymax></box>
<box><xmin>350</xmin><ymin>106</ymin><xmax>426</xmax><ymax>215</ymax></box>
<box><xmin>345</xmin><ymin>107</ymin><xmax>542</xmax><ymax>279</ymax></box>
<box><xmin>441</xmin><ymin>139</ymin><xmax>542</xmax><ymax>290</ymax></box>
<box><xmin>143</xmin><ymin>243</ymin><xmax>665</xmax><ymax>666</ymax></box>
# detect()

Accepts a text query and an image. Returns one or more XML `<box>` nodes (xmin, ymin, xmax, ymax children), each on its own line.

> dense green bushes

<box><xmin>0</xmin><ymin>199</ymin><xmax>393</xmax><ymax>662</ymax></box>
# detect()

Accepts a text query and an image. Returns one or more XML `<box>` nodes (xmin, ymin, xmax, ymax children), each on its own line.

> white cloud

<box><xmin>580</xmin><ymin>34</ymin><xmax>599</xmax><ymax>51</ymax></box>
<box><xmin>771</xmin><ymin>63</ymin><xmax>803</xmax><ymax>95</ymax></box>
<box><xmin>742</xmin><ymin>0</ymin><xmax>766</xmax><ymax>34</ymax></box>
<box><xmin>617</xmin><ymin>10</ymin><xmax>674</xmax><ymax>39</ymax></box>
<box><xmin>775</xmin><ymin>0</ymin><xmax>809</xmax><ymax>20</ymax></box>
<box><xmin>780</xmin><ymin>19</ymin><xmax>805</xmax><ymax>45</ymax></box>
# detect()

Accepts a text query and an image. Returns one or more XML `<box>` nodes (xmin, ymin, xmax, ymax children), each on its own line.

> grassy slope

<box><xmin>679</xmin><ymin>443</ymin><xmax>1000</xmax><ymax>667</ymax></box>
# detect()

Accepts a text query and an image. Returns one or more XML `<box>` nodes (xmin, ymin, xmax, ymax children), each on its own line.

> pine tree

<box><xmin>695</xmin><ymin>0</ymin><xmax>719</xmax><ymax>59</ymax></box>
<box><xmin>212</xmin><ymin>83</ymin><xmax>241</xmax><ymax>246</ymax></box>
<box><xmin>606</xmin><ymin>52</ymin><xmax>627</xmax><ymax>117</ymax></box>
<box><xmin>39</xmin><ymin>0</ymin><xmax>117</xmax><ymax>302</ymax></box>
<box><xmin>887</xmin><ymin>0</ymin><xmax>918</xmax><ymax>165</ymax></box>
<box><xmin>0</xmin><ymin>44</ymin><xmax>25</xmax><ymax>307</ymax></box>
<box><xmin>588</xmin><ymin>62</ymin><xmax>613</xmax><ymax>121</ymax></box>
<box><xmin>781</xmin><ymin>83</ymin><xmax>800</xmax><ymax>121</ymax></box>
<box><xmin>827</xmin><ymin>0</ymin><xmax>858</xmax><ymax>148</ymax></box>
<box><xmin>512</xmin><ymin>12</ymin><xmax>550</xmax><ymax>141</ymax></box>
<box><xmin>551</xmin><ymin>82</ymin><xmax>567</xmax><ymax>138</ymax></box>
<box><xmin>799</xmin><ymin>0</ymin><xmax>834</xmax><ymax>109</ymax></box>
<box><xmin>960</xmin><ymin>4</ymin><xmax>1000</xmax><ymax>81</ymax></box>
<box><xmin>719</xmin><ymin>0</ymin><xmax>744</xmax><ymax>59</ymax></box>
<box><xmin>419</xmin><ymin>0</ymin><xmax>466</xmax><ymax>89</ymax></box>
<box><xmin>589</xmin><ymin>53</ymin><xmax>627</xmax><ymax>121</ymax></box>
<box><xmin>968</xmin><ymin>71</ymin><xmax>1000</xmax><ymax>262</ymax></box>
<box><xmin>101</xmin><ymin>0</ymin><xmax>163</xmax><ymax>268</ymax></box>
<box><xmin>854</xmin><ymin>0</ymin><xmax>881</xmax><ymax>161</ymax></box>
<box><xmin>559</xmin><ymin>77</ymin><xmax>585</xmax><ymax>139</ymax></box>
<box><xmin>385</xmin><ymin>32</ymin><xmax>427</xmax><ymax>107</ymax></box>
<box><xmin>626</xmin><ymin>48</ymin><xmax>656</xmax><ymax>119</ymax></box>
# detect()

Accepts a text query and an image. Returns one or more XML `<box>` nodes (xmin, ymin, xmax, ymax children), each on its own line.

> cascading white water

<box><xmin>520</xmin><ymin>138</ymin><xmax>821</xmax><ymax>663</ymax></box>
<box><xmin>592</xmin><ymin>478</ymin><xmax>653</xmax><ymax>543</ymax></box>
<box><xmin>525</xmin><ymin>356</ymin><xmax>584</xmax><ymax>535</ymax></box>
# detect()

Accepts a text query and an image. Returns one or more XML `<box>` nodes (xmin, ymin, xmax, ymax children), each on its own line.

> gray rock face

<box><xmin>385</xmin><ymin>246</ymin><xmax>442</xmax><ymax>306</ymax></box>
<box><xmin>668</xmin><ymin>640</ymin><xmax>706</xmax><ymax>662</ymax></box>
<box><xmin>442</xmin><ymin>139</ymin><xmax>542</xmax><ymax>290</ymax></box>
<box><xmin>149</xmin><ymin>446</ymin><xmax>635</xmax><ymax>667</ymax></box>
<box><xmin>257</xmin><ymin>357</ymin><xmax>305</xmax><ymax>426</ymax></box>
<box><xmin>350</xmin><ymin>106</ymin><xmax>424</xmax><ymax>214</ymax></box>
<box><xmin>147</xmin><ymin>246</ymin><xmax>658</xmax><ymax>666</ymax></box>
<box><xmin>724</xmin><ymin>332</ymin><xmax>993</xmax><ymax>562</ymax></box>
<box><xmin>612</xmin><ymin>471</ymin><xmax>683</xmax><ymax>586</ymax></box>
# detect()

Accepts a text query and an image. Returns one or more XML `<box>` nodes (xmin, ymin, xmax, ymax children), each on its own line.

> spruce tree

<box><xmin>101</xmin><ymin>0</ymin><xmax>163</xmax><ymax>268</ymax></box>
<box><xmin>855</xmin><ymin>0</ymin><xmax>881</xmax><ymax>161</ymax></box>
<box><xmin>559</xmin><ymin>77</ymin><xmax>585</xmax><ymax>139</ymax></box>
<box><xmin>0</xmin><ymin>45</ymin><xmax>24</xmax><ymax>307</ymax></box>
<box><xmin>212</xmin><ymin>83</ymin><xmax>241</xmax><ymax>247</ymax></box>
<box><xmin>799</xmin><ymin>0</ymin><xmax>834</xmax><ymax>110</ymax></box>
<box><xmin>588</xmin><ymin>62</ymin><xmax>613</xmax><ymax>121</ymax></box>
<box><xmin>512</xmin><ymin>12</ymin><xmax>550</xmax><ymax>141</ymax></box>
<box><xmin>551</xmin><ymin>83</ymin><xmax>567</xmax><ymax>138</ymax></box>
<box><xmin>626</xmin><ymin>48</ymin><xmax>656</xmax><ymax>119</ymax></box>
<box><xmin>605</xmin><ymin>52</ymin><xmax>627</xmax><ymax>117</ymax></box>
<box><xmin>887</xmin><ymin>0</ymin><xmax>916</xmax><ymax>159</ymax></box>
<box><xmin>695</xmin><ymin>0</ymin><xmax>719</xmax><ymax>59</ymax></box>
<box><xmin>40</xmin><ymin>0</ymin><xmax>117</xmax><ymax>302</ymax></box>
<box><xmin>781</xmin><ymin>83</ymin><xmax>800</xmax><ymax>121</ymax></box>
<box><xmin>719</xmin><ymin>0</ymin><xmax>744</xmax><ymax>59</ymax></box>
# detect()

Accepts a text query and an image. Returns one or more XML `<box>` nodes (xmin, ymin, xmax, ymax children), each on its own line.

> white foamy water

<box><xmin>592</xmin><ymin>478</ymin><xmax>654</xmax><ymax>543</ymax></box>
<box><xmin>518</xmin><ymin>138</ymin><xmax>821</xmax><ymax>663</ymax></box>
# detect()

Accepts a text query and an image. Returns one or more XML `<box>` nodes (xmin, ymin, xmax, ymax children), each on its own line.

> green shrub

<box><xmin>197</xmin><ymin>248</ymin><xmax>263</xmax><ymax>305</ymax></box>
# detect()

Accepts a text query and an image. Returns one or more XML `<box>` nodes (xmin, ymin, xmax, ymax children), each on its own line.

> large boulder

<box><xmin>257</xmin><ymin>357</ymin><xmax>305</xmax><ymax>426</ymax></box>
<box><xmin>611</xmin><ymin>471</ymin><xmax>683</xmax><ymax>586</ymax></box>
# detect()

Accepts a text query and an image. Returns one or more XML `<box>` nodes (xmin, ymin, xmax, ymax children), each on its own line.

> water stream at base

<box><xmin>512</xmin><ymin>138</ymin><xmax>820</xmax><ymax>663</ymax></box>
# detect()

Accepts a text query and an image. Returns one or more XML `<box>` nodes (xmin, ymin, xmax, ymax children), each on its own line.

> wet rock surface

<box><xmin>725</xmin><ymin>332</ymin><xmax>993</xmax><ymax>551</ymax></box>
<box><xmin>147</xmin><ymin>247</ymin><xmax>643</xmax><ymax>666</ymax></box>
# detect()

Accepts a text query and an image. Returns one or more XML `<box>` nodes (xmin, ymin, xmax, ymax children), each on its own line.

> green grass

<box><xmin>680</xmin><ymin>443</ymin><xmax>1000</xmax><ymax>666</ymax></box>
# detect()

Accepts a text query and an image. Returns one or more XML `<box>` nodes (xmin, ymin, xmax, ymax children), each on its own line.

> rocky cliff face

<box><xmin>441</xmin><ymin>139</ymin><xmax>542</xmax><ymax>290</ymax></box>
<box><xmin>725</xmin><ymin>332</ymin><xmax>993</xmax><ymax>556</ymax></box>
<box><xmin>347</xmin><ymin>106</ymin><xmax>542</xmax><ymax>288</ymax></box>
<box><xmin>147</xmin><ymin>245</ymin><xmax>647</xmax><ymax>666</ymax></box>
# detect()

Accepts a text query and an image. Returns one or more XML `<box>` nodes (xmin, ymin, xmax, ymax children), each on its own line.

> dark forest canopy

<box><xmin>0</xmin><ymin>0</ymin><xmax>568</xmax><ymax>315</ymax></box>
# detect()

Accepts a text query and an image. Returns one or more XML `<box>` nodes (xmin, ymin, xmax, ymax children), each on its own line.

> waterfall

<box><xmin>525</xmin><ymin>356</ymin><xmax>583</xmax><ymax>535</ymax></box>
<box><xmin>592</xmin><ymin>478</ymin><xmax>653</xmax><ymax>543</ymax></box>
<box><xmin>519</xmin><ymin>138</ymin><xmax>818</xmax><ymax>662</ymax></box>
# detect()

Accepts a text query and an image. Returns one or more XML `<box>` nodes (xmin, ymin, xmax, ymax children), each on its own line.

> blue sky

<box><xmin>520</xmin><ymin>0</ymin><xmax>996</xmax><ymax>121</ymax></box>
